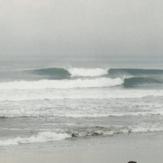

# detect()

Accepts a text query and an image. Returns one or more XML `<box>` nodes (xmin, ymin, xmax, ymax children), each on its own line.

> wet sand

<box><xmin>0</xmin><ymin>133</ymin><xmax>163</xmax><ymax>163</ymax></box>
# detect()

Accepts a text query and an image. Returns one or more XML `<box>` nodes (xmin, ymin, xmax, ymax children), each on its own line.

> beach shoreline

<box><xmin>0</xmin><ymin>132</ymin><xmax>163</xmax><ymax>163</ymax></box>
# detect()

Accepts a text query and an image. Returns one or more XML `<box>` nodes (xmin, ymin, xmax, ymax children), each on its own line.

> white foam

<box><xmin>0</xmin><ymin>132</ymin><xmax>70</xmax><ymax>146</ymax></box>
<box><xmin>0</xmin><ymin>78</ymin><xmax>123</xmax><ymax>90</ymax></box>
<box><xmin>68</xmin><ymin>68</ymin><xmax>108</xmax><ymax>77</ymax></box>
<box><xmin>132</xmin><ymin>127</ymin><xmax>163</xmax><ymax>133</ymax></box>
<box><xmin>0</xmin><ymin>87</ymin><xmax>163</xmax><ymax>102</ymax></box>
<box><xmin>0</xmin><ymin>88</ymin><xmax>163</xmax><ymax>102</ymax></box>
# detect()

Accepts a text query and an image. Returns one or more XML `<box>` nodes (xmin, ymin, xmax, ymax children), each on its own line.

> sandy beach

<box><xmin>0</xmin><ymin>133</ymin><xmax>163</xmax><ymax>163</ymax></box>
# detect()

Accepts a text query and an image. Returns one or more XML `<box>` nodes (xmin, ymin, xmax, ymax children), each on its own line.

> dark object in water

<box><xmin>71</xmin><ymin>133</ymin><xmax>78</xmax><ymax>137</ymax></box>
<box><xmin>128</xmin><ymin>161</ymin><xmax>137</xmax><ymax>163</ymax></box>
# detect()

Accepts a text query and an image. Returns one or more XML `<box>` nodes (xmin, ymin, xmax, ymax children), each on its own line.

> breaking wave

<box><xmin>0</xmin><ymin>132</ymin><xmax>70</xmax><ymax>146</ymax></box>
<box><xmin>29</xmin><ymin>67</ymin><xmax>163</xmax><ymax>88</ymax></box>
<box><xmin>1</xmin><ymin>67</ymin><xmax>163</xmax><ymax>90</ymax></box>
<box><xmin>30</xmin><ymin>67</ymin><xmax>108</xmax><ymax>79</ymax></box>
<box><xmin>68</xmin><ymin>68</ymin><xmax>108</xmax><ymax>77</ymax></box>
<box><xmin>108</xmin><ymin>68</ymin><xmax>163</xmax><ymax>88</ymax></box>
<box><xmin>30</xmin><ymin>67</ymin><xmax>163</xmax><ymax>78</ymax></box>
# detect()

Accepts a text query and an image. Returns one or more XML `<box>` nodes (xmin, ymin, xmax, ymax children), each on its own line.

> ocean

<box><xmin>1</xmin><ymin>59</ymin><xmax>163</xmax><ymax>147</ymax></box>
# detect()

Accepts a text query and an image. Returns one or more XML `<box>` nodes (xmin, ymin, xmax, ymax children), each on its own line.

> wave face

<box><xmin>123</xmin><ymin>77</ymin><xmax>163</xmax><ymax>88</ymax></box>
<box><xmin>31</xmin><ymin>67</ymin><xmax>71</xmax><ymax>79</ymax></box>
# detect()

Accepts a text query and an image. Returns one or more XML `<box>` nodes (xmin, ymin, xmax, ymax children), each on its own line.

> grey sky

<box><xmin>0</xmin><ymin>0</ymin><xmax>163</xmax><ymax>60</ymax></box>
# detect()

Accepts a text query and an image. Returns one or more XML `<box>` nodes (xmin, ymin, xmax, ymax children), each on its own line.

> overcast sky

<box><xmin>0</xmin><ymin>0</ymin><xmax>163</xmax><ymax>60</ymax></box>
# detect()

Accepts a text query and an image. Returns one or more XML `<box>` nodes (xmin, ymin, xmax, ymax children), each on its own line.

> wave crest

<box><xmin>68</xmin><ymin>68</ymin><xmax>108</xmax><ymax>77</ymax></box>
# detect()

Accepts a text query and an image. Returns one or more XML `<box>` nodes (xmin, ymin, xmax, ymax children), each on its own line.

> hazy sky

<box><xmin>0</xmin><ymin>0</ymin><xmax>163</xmax><ymax>61</ymax></box>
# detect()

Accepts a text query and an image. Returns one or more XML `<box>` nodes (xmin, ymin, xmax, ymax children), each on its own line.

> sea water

<box><xmin>0</xmin><ymin>58</ymin><xmax>163</xmax><ymax>146</ymax></box>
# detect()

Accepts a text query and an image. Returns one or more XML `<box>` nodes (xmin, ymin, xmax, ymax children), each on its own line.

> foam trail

<box><xmin>0</xmin><ymin>132</ymin><xmax>70</xmax><ymax>146</ymax></box>
<box><xmin>0</xmin><ymin>78</ymin><xmax>123</xmax><ymax>90</ymax></box>
<box><xmin>68</xmin><ymin>68</ymin><xmax>108</xmax><ymax>77</ymax></box>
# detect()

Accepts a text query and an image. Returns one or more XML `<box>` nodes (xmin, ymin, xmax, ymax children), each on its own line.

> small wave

<box><xmin>68</xmin><ymin>126</ymin><xmax>131</xmax><ymax>138</ymax></box>
<box><xmin>0</xmin><ymin>132</ymin><xmax>70</xmax><ymax>146</ymax></box>
<box><xmin>0</xmin><ymin>78</ymin><xmax>123</xmax><ymax>90</ymax></box>
<box><xmin>68</xmin><ymin>68</ymin><xmax>108</xmax><ymax>77</ymax></box>
<box><xmin>68</xmin><ymin>126</ymin><xmax>163</xmax><ymax>138</ymax></box>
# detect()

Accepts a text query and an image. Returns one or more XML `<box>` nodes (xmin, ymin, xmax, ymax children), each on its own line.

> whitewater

<box><xmin>1</xmin><ymin>67</ymin><xmax>163</xmax><ymax>147</ymax></box>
